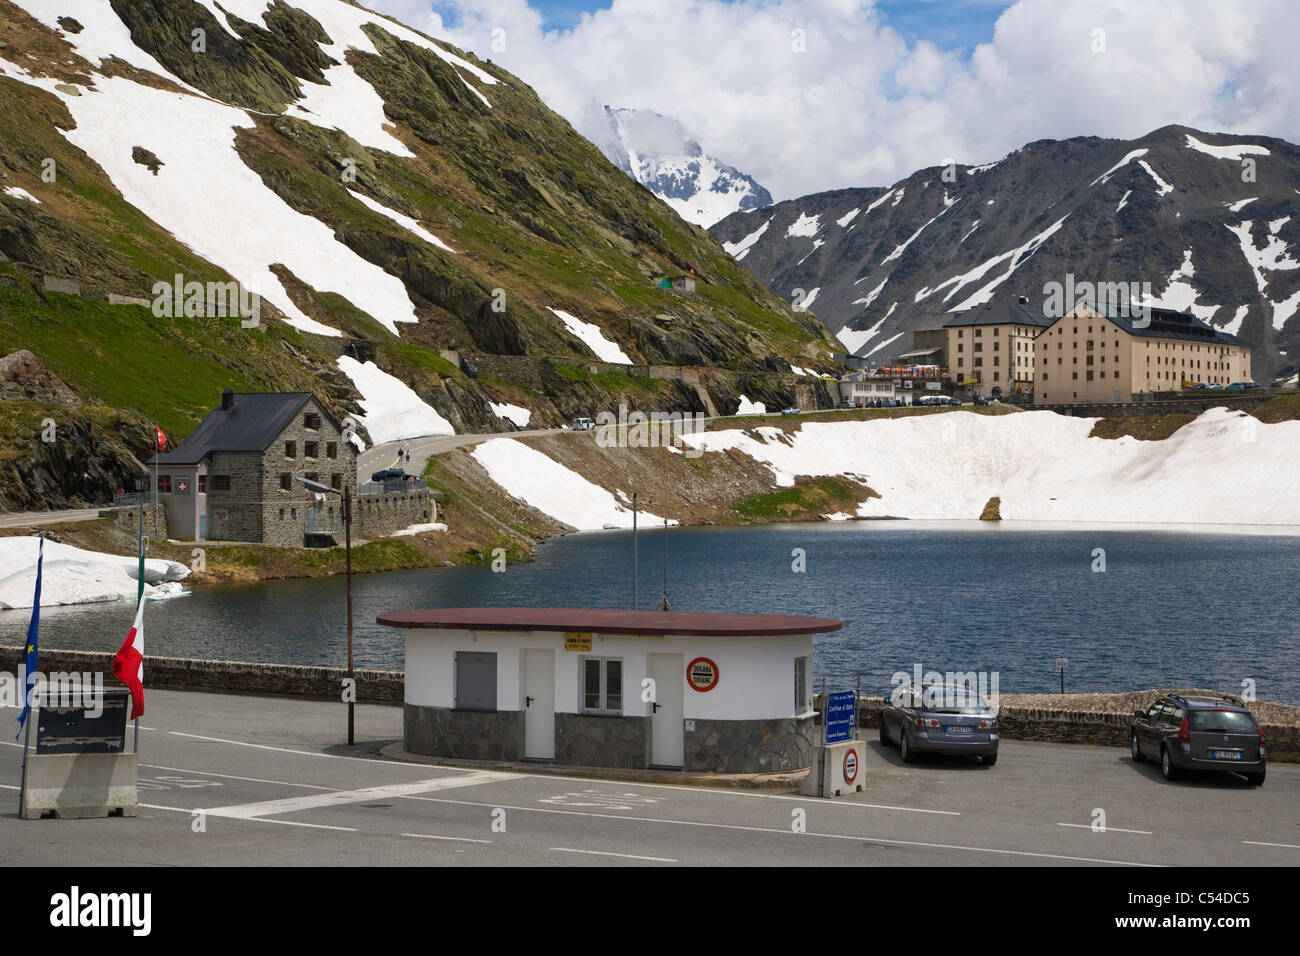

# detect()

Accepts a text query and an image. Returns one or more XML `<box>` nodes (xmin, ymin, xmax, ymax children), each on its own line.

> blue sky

<box><xmin>524</xmin><ymin>0</ymin><xmax>1014</xmax><ymax>46</ymax></box>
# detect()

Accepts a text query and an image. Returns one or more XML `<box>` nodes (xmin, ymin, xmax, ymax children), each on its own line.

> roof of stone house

<box><xmin>155</xmin><ymin>392</ymin><xmax>330</xmax><ymax>465</ymax></box>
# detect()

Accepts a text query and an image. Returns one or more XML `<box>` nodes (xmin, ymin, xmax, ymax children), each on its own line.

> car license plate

<box><xmin>1210</xmin><ymin>750</ymin><xmax>1243</xmax><ymax>760</ymax></box>
<box><xmin>945</xmin><ymin>726</ymin><xmax>972</xmax><ymax>734</ymax></box>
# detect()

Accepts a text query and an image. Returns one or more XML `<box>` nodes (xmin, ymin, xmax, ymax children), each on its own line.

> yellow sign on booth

<box><xmin>564</xmin><ymin>632</ymin><xmax>592</xmax><ymax>651</ymax></box>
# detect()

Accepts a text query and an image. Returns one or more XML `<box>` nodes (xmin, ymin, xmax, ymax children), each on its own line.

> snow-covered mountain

<box><xmin>711</xmin><ymin>125</ymin><xmax>1300</xmax><ymax>381</ymax></box>
<box><xmin>598</xmin><ymin>107</ymin><xmax>772</xmax><ymax>227</ymax></box>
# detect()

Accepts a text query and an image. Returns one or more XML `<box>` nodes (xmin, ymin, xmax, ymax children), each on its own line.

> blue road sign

<box><xmin>825</xmin><ymin>690</ymin><xmax>857</xmax><ymax>744</ymax></box>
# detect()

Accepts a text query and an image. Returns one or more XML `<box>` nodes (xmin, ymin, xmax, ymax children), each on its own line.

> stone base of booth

<box><xmin>555</xmin><ymin>713</ymin><xmax>647</xmax><ymax>768</ymax></box>
<box><xmin>684</xmin><ymin>715</ymin><xmax>815</xmax><ymax>774</ymax></box>
<box><xmin>405</xmin><ymin>704</ymin><xmax>522</xmax><ymax>761</ymax></box>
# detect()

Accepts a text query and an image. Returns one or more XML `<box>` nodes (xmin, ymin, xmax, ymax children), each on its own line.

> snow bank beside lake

<box><xmin>0</xmin><ymin>538</ymin><xmax>190</xmax><ymax>609</ymax></box>
<box><xmin>679</xmin><ymin>407</ymin><xmax>1300</xmax><ymax>525</ymax></box>
<box><xmin>472</xmin><ymin>439</ymin><xmax>672</xmax><ymax>531</ymax></box>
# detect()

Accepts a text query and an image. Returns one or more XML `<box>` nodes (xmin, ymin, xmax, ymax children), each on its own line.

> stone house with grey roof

<box><xmin>154</xmin><ymin>389</ymin><xmax>360</xmax><ymax>547</ymax></box>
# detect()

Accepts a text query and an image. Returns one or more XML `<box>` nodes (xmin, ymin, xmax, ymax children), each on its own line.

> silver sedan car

<box><xmin>879</xmin><ymin>683</ymin><xmax>1000</xmax><ymax>765</ymax></box>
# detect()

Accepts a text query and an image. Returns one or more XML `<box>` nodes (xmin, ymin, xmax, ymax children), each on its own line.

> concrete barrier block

<box><xmin>21</xmin><ymin>753</ymin><xmax>138</xmax><ymax>820</ymax></box>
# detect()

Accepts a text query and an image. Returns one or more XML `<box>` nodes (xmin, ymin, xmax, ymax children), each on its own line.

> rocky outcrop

<box><xmin>0</xmin><ymin>350</ymin><xmax>80</xmax><ymax>405</ymax></box>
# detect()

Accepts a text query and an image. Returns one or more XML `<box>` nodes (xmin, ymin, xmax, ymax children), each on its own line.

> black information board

<box><xmin>35</xmin><ymin>687</ymin><xmax>130</xmax><ymax>755</ymax></box>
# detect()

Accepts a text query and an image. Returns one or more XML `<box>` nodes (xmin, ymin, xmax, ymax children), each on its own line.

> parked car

<box><xmin>1130</xmin><ymin>694</ymin><xmax>1265</xmax><ymax>785</ymax></box>
<box><xmin>1224</xmin><ymin>382</ymin><xmax>1246</xmax><ymax>391</ymax></box>
<box><xmin>879</xmin><ymin>683</ymin><xmax>999</xmax><ymax>765</ymax></box>
<box><xmin>974</xmin><ymin>395</ymin><xmax>989</xmax><ymax>406</ymax></box>
<box><xmin>837</xmin><ymin>401</ymin><xmax>856</xmax><ymax>409</ymax></box>
<box><xmin>1207</xmin><ymin>382</ymin><xmax>1225</xmax><ymax>390</ymax></box>
<box><xmin>370</xmin><ymin>468</ymin><xmax>405</xmax><ymax>482</ymax></box>
<box><xmin>780</xmin><ymin>406</ymin><xmax>801</xmax><ymax>415</ymax></box>
<box><xmin>947</xmin><ymin>396</ymin><xmax>963</xmax><ymax>406</ymax></box>
<box><xmin>1241</xmin><ymin>381</ymin><xmax>1260</xmax><ymax>389</ymax></box>
<box><xmin>570</xmin><ymin>417</ymin><xmax>595</xmax><ymax>430</ymax></box>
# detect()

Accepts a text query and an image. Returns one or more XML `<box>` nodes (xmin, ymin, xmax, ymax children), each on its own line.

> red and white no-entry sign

<box><xmin>843</xmin><ymin>748</ymin><xmax>858</xmax><ymax>783</ymax></box>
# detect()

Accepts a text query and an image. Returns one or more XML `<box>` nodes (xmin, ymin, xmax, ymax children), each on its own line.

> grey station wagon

<box><xmin>1130</xmin><ymin>694</ymin><xmax>1266</xmax><ymax>785</ymax></box>
<box><xmin>879</xmin><ymin>683</ymin><xmax>999</xmax><ymax>765</ymax></box>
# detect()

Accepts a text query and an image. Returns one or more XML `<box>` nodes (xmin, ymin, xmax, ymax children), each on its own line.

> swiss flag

<box><xmin>155</xmin><ymin>426</ymin><xmax>167</xmax><ymax>451</ymax></box>
<box><xmin>113</xmin><ymin>597</ymin><xmax>145</xmax><ymax>719</ymax></box>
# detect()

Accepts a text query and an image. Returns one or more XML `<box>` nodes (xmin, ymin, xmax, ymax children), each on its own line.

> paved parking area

<box><xmin>1</xmin><ymin>690</ymin><xmax>1296</xmax><ymax>866</ymax></box>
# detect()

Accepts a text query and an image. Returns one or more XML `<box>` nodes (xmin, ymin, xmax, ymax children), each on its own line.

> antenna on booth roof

<box><xmin>660</xmin><ymin>516</ymin><xmax>672</xmax><ymax>611</ymax></box>
<box><xmin>631</xmin><ymin>492</ymin><xmax>638</xmax><ymax>611</ymax></box>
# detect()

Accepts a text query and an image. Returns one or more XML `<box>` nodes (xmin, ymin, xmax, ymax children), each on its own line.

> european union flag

<box><xmin>16</xmin><ymin>536</ymin><xmax>43</xmax><ymax>739</ymax></box>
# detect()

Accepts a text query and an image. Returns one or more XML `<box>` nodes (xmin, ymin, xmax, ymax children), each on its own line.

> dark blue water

<box><xmin>4</xmin><ymin>522</ymin><xmax>1298</xmax><ymax>701</ymax></box>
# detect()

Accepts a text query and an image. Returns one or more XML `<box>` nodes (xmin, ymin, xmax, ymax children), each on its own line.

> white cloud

<box><xmin>371</xmin><ymin>0</ymin><xmax>1300</xmax><ymax>201</ymax></box>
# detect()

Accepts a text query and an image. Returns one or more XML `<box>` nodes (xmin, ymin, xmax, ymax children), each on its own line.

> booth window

<box><xmin>454</xmin><ymin>651</ymin><xmax>497</xmax><ymax>711</ymax></box>
<box><xmin>795</xmin><ymin>656</ymin><xmax>809</xmax><ymax>712</ymax></box>
<box><xmin>583</xmin><ymin>658</ymin><xmax>622</xmax><ymax>714</ymax></box>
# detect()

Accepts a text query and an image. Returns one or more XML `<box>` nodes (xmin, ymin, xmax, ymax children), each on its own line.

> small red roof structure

<box><xmin>377</xmin><ymin>607</ymin><xmax>842</xmax><ymax>637</ymax></box>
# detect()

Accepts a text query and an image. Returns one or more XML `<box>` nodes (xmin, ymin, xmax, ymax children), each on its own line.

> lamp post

<box><xmin>295</xmin><ymin>476</ymin><xmax>354</xmax><ymax>745</ymax></box>
<box><xmin>131</xmin><ymin>472</ymin><xmax>151</xmax><ymax>605</ymax></box>
<box><xmin>1054</xmin><ymin>658</ymin><xmax>1069</xmax><ymax>695</ymax></box>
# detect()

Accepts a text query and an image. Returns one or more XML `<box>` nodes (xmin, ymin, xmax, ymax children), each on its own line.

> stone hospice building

<box><xmin>153</xmin><ymin>389</ymin><xmax>436</xmax><ymax>546</ymax></box>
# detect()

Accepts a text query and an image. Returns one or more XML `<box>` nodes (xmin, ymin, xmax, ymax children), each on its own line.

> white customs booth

<box><xmin>377</xmin><ymin>607</ymin><xmax>843</xmax><ymax>773</ymax></box>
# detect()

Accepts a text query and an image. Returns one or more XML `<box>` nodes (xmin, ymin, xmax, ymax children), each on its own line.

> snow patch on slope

<box><xmin>1184</xmin><ymin>134</ymin><xmax>1270</xmax><ymax>161</ymax></box>
<box><xmin>472</xmin><ymin>439</ymin><xmax>671</xmax><ymax>531</ymax></box>
<box><xmin>489</xmin><ymin>402</ymin><xmax>531</xmax><ymax>427</ymax></box>
<box><xmin>786</xmin><ymin>212</ymin><xmax>820</xmax><ymax>238</ymax></box>
<box><xmin>336</xmin><ymin>356</ymin><xmax>454</xmax><ymax>444</ymax></box>
<box><xmin>3</xmin><ymin>186</ymin><xmax>40</xmax><ymax>204</ymax></box>
<box><xmin>1091</xmin><ymin>148</ymin><xmax>1148</xmax><ymax>186</ymax></box>
<box><xmin>550</xmin><ymin>308</ymin><xmax>632</xmax><ymax>364</ymax></box>
<box><xmin>348</xmin><ymin>190</ymin><xmax>455</xmax><ymax>252</ymax></box>
<box><xmin>723</xmin><ymin>218</ymin><xmax>771</xmax><ymax>261</ymax></box>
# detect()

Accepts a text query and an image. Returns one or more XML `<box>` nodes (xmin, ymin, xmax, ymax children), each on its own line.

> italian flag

<box><xmin>113</xmin><ymin>596</ymin><xmax>145</xmax><ymax>719</ymax></box>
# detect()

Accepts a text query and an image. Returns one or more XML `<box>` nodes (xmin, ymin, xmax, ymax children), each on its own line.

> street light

<box><xmin>295</xmin><ymin>475</ymin><xmax>354</xmax><ymax>746</ymax></box>
<box><xmin>131</xmin><ymin>472</ymin><xmax>151</xmax><ymax>603</ymax></box>
<box><xmin>1054</xmin><ymin>658</ymin><xmax>1069</xmax><ymax>695</ymax></box>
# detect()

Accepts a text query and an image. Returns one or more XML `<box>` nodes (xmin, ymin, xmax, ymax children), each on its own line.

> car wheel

<box><xmin>878</xmin><ymin>718</ymin><xmax>891</xmax><ymax>746</ymax></box>
<box><xmin>1131</xmin><ymin>732</ymin><xmax>1145</xmax><ymax>763</ymax></box>
<box><xmin>981</xmin><ymin>751</ymin><xmax>997</xmax><ymax>767</ymax></box>
<box><xmin>900</xmin><ymin>728</ymin><xmax>918</xmax><ymax>763</ymax></box>
<box><xmin>1244</xmin><ymin>770</ymin><xmax>1265</xmax><ymax>787</ymax></box>
<box><xmin>1160</xmin><ymin>745</ymin><xmax>1181</xmax><ymax>781</ymax></box>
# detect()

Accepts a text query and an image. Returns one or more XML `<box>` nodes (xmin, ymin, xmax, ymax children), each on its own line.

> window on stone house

<box><xmin>280</xmin><ymin>473</ymin><xmax>291</xmax><ymax>491</ymax></box>
<box><xmin>305</xmin><ymin>441</ymin><xmax>319</xmax><ymax>459</ymax></box>
<box><xmin>327</xmin><ymin>442</ymin><xmax>337</xmax><ymax>459</ymax></box>
<box><xmin>211</xmin><ymin>476</ymin><xmax>230</xmax><ymax>491</ymax></box>
<box><xmin>285</xmin><ymin>441</ymin><xmax>296</xmax><ymax>458</ymax></box>
<box><xmin>332</xmin><ymin>473</ymin><xmax>342</xmax><ymax>489</ymax></box>
<box><xmin>304</xmin><ymin>413</ymin><xmax>321</xmax><ymax>429</ymax></box>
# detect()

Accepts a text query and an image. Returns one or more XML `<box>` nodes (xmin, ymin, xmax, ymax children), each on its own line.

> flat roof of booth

<box><xmin>377</xmin><ymin>607</ymin><xmax>842</xmax><ymax>636</ymax></box>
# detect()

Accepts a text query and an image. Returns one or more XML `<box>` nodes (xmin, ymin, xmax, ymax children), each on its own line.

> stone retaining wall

<box><xmin>355</xmin><ymin>488</ymin><xmax>436</xmax><ymax>538</ymax></box>
<box><xmin>0</xmin><ymin>646</ymin><xmax>403</xmax><ymax>703</ymax></box>
<box><xmin>109</xmin><ymin>503</ymin><xmax>167</xmax><ymax>538</ymax></box>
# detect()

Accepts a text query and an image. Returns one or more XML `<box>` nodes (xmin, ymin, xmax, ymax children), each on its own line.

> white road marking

<box><xmin>166</xmin><ymin>731</ymin><xmax>435</xmax><ymax>767</ymax></box>
<box><xmin>403</xmin><ymin>833</ymin><xmax>492</xmax><ymax>844</ymax></box>
<box><xmin>551</xmin><ymin>847</ymin><xmax>676</xmax><ymax>863</ymax></box>
<box><xmin>142</xmin><ymin>763</ymin><xmax>336</xmax><ymax>792</ymax></box>
<box><xmin>399</xmin><ymin>795</ymin><xmax>1160</xmax><ymax>866</ymax></box>
<box><xmin>205</xmin><ymin>771</ymin><xmax>517</xmax><ymax>820</ymax></box>
<box><xmin>504</xmin><ymin>771</ymin><xmax>960</xmax><ymax>815</ymax></box>
<box><xmin>138</xmin><ymin>801</ymin><xmax>355</xmax><ymax>831</ymax></box>
<box><xmin>1058</xmin><ymin>823</ymin><xmax>1153</xmax><ymax>835</ymax></box>
<box><xmin>1243</xmin><ymin>840</ymin><xmax>1300</xmax><ymax>849</ymax></box>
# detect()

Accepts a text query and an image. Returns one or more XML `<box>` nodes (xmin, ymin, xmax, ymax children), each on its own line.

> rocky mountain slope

<box><xmin>711</xmin><ymin>125</ymin><xmax>1300</xmax><ymax>381</ymax></box>
<box><xmin>596</xmin><ymin>106</ymin><xmax>773</xmax><ymax>228</ymax></box>
<box><xmin>0</xmin><ymin>0</ymin><xmax>837</xmax><ymax>510</ymax></box>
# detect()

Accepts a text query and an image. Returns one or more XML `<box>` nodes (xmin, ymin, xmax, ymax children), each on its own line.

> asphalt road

<box><xmin>2</xmin><ymin>690</ymin><xmax>1296</xmax><ymax>867</ymax></box>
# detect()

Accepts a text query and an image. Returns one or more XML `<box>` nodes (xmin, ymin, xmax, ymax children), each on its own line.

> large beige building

<box><xmin>944</xmin><ymin>298</ymin><xmax>1054</xmax><ymax>399</ymax></box>
<box><xmin>1034</xmin><ymin>302</ymin><xmax>1252</xmax><ymax>404</ymax></box>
